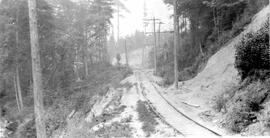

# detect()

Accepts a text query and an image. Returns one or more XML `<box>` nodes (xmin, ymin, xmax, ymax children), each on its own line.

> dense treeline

<box><xmin>0</xmin><ymin>0</ymin><xmax>120</xmax><ymax>137</ymax></box>
<box><xmin>158</xmin><ymin>0</ymin><xmax>269</xmax><ymax>84</ymax></box>
<box><xmin>108</xmin><ymin>31</ymin><xmax>148</xmax><ymax>59</ymax></box>
<box><xmin>160</xmin><ymin>0</ymin><xmax>270</xmax><ymax>134</ymax></box>
<box><xmin>0</xmin><ymin>0</ymin><xmax>114</xmax><ymax>102</ymax></box>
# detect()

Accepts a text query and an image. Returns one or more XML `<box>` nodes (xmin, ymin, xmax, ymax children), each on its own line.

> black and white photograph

<box><xmin>0</xmin><ymin>0</ymin><xmax>269</xmax><ymax>137</ymax></box>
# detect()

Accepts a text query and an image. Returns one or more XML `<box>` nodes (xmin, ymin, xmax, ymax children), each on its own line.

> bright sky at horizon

<box><xmin>111</xmin><ymin>0</ymin><xmax>173</xmax><ymax>39</ymax></box>
<box><xmin>1</xmin><ymin>0</ymin><xmax>172</xmax><ymax>39</ymax></box>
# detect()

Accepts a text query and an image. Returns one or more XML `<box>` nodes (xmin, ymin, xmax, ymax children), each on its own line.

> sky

<box><xmin>111</xmin><ymin>0</ymin><xmax>173</xmax><ymax>39</ymax></box>
<box><xmin>0</xmin><ymin>0</ymin><xmax>172</xmax><ymax>39</ymax></box>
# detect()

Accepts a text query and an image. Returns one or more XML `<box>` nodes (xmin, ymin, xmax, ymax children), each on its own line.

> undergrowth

<box><xmin>213</xmin><ymin>21</ymin><xmax>269</xmax><ymax>134</ymax></box>
<box><xmin>136</xmin><ymin>100</ymin><xmax>158</xmax><ymax>136</ymax></box>
<box><xmin>214</xmin><ymin>79</ymin><xmax>270</xmax><ymax>133</ymax></box>
<box><xmin>2</xmin><ymin>64</ymin><xmax>132</xmax><ymax>137</ymax></box>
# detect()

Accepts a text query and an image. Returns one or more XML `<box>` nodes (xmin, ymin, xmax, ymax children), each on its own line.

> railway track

<box><xmin>137</xmin><ymin>83</ymin><xmax>185</xmax><ymax>136</ymax></box>
<box><xmin>151</xmin><ymin>83</ymin><xmax>222</xmax><ymax>136</ymax></box>
<box><xmin>135</xmin><ymin>70</ymin><xmax>222</xmax><ymax>136</ymax></box>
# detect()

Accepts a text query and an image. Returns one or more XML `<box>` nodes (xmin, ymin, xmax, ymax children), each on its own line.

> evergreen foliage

<box><xmin>235</xmin><ymin>22</ymin><xmax>269</xmax><ymax>80</ymax></box>
<box><xmin>158</xmin><ymin>0</ymin><xmax>269</xmax><ymax>83</ymax></box>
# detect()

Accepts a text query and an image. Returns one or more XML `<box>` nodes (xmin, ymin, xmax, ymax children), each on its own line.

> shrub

<box><xmin>226</xmin><ymin>102</ymin><xmax>256</xmax><ymax>133</ymax></box>
<box><xmin>94</xmin><ymin>121</ymin><xmax>132</xmax><ymax>138</ymax></box>
<box><xmin>213</xmin><ymin>94</ymin><xmax>229</xmax><ymax>113</ymax></box>
<box><xmin>235</xmin><ymin>22</ymin><xmax>269</xmax><ymax>80</ymax></box>
<box><xmin>213</xmin><ymin>84</ymin><xmax>240</xmax><ymax>113</ymax></box>
<box><xmin>259</xmin><ymin>102</ymin><xmax>270</xmax><ymax>130</ymax></box>
<box><xmin>116</xmin><ymin>53</ymin><xmax>121</xmax><ymax>65</ymax></box>
<box><xmin>18</xmin><ymin>119</ymin><xmax>36</xmax><ymax>138</ymax></box>
<box><xmin>160</xmin><ymin>62</ymin><xmax>174</xmax><ymax>85</ymax></box>
<box><xmin>218</xmin><ymin>31</ymin><xmax>233</xmax><ymax>46</ymax></box>
<box><xmin>136</xmin><ymin>100</ymin><xmax>158</xmax><ymax>135</ymax></box>
<box><xmin>225</xmin><ymin>80</ymin><xmax>270</xmax><ymax>133</ymax></box>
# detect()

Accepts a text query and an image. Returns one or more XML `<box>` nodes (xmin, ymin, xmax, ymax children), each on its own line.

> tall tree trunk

<box><xmin>174</xmin><ymin>0</ymin><xmax>179</xmax><ymax>89</ymax></box>
<box><xmin>13</xmin><ymin>76</ymin><xmax>21</xmax><ymax>111</ymax></box>
<box><xmin>199</xmin><ymin>43</ymin><xmax>205</xmax><ymax>57</ymax></box>
<box><xmin>28</xmin><ymin>0</ymin><xmax>47</xmax><ymax>137</ymax></box>
<box><xmin>102</xmin><ymin>33</ymin><xmax>107</xmax><ymax>63</ymax></box>
<box><xmin>117</xmin><ymin>2</ymin><xmax>120</xmax><ymax>46</ymax></box>
<box><xmin>3</xmin><ymin>79</ymin><xmax>6</xmax><ymax>96</ymax></box>
<box><xmin>141</xmin><ymin>46</ymin><xmax>145</xmax><ymax>67</ymax></box>
<box><xmin>83</xmin><ymin>28</ymin><xmax>88</xmax><ymax>78</ymax></box>
<box><xmin>90</xmin><ymin>53</ymin><xmax>93</xmax><ymax>65</ymax></box>
<box><xmin>216</xmin><ymin>7</ymin><xmax>220</xmax><ymax>39</ymax></box>
<box><xmin>184</xmin><ymin>16</ymin><xmax>187</xmax><ymax>33</ymax></box>
<box><xmin>15</xmin><ymin>67</ymin><xmax>23</xmax><ymax>110</ymax></box>
<box><xmin>99</xmin><ymin>38</ymin><xmax>102</xmax><ymax>62</ymax></box>
<box><xmin>153</xmin><ymin>18</ymin><xmax>157</xmax><ymax>75</ymax></box>
<box><xmin>190</xmin><ymin>18</ymin><xmax>200</xmax><ymax>57</ymax></box>
<box><xmin>158</xmin><ymin>22</ymin><xmax>162</xmax><ymax>49</ymax></box>
<box><xmin>212</xmin><ymin>0</ymin><xmax>218</xmax><ymax>37</ymax></box>
<box><xmin>15</xmin><ymin>5</ymin><xmax>24</xmax><ymax>111</ymax></box>
<box><xmin>74</xmin><ymin>47</ymin><xmax>81</xmax><ymax>81</ymax></box>
<box><xmin>213</xmin><ymin>7</ymin><xmax>217</xmax><ymax>32</ymax></box>
<box><xmin>124</xmin><ymin>40</ymin><xmax>129</xmax><ymax>66</ymax></box>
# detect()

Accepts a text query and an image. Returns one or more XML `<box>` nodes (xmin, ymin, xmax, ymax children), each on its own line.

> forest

<box><xmin>157</xmin><ymin>0</ymin><xmax>269</xmax><ymax>84</ymax></box>
<box><xmin>0</xmin><ymin>0</ymin><xmax>132</xmax><ymax>137</ymax></box>
<box><xmin>0</xmin><ymin>0</ymin><xmax>269</xmax><ymax>137</ymax></box>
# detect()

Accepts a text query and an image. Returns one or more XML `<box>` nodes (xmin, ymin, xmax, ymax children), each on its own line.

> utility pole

<box><xmin>153</xmin><ymin>17</ymin><xmax>157</xmax><ymax>75</ymax></box>
<box><xmin>144</xmin><ymin>18</ymin><xmax>160</xmax><ymax>75</ymax></box>
<box><xmin>142</xmin><ymin>22</ymin><xmax>148</xmax><ymax>67</ymax></box>
<box><xmin>124</xmin><ymin>39</ymin><xmax>129</xmax><ymax>66</ymax></box>
<box><xmin>141</xmin><ymin>45</ymin><xmax>145</xmax><ymax>67</ymax></box>
<box><xmin>158</xmin><ymin>22</ymin><xmax>164</xmax><ymax>49</ymax></box>
<box><xmin>117</xmin><ymin>1</ymin><xmax>120</xmax><ymax>45</ymax></box>
<box><xmin>28</xmin><ymin>0</ymin><xmax>47</xmax><ymax>137</ymax></box>
<box><xmin>142</xmin><ymin>0</ymin><xmax>147</xmax><ymax>67</ymax></box>
<box><xmin>158</xmin><ymin>22</ymin><xmax>164</xmax><ymax>73</ymax></box>
<box><xmin>174</xmin><ymin>0</ymin><xmax>179</xmax><ymax>89</ymax></box>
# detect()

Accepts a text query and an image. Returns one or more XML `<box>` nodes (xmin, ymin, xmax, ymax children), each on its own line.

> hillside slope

<box><xmin>163</xmin><ymin>5</ymin><xmax>269</xmax><ymax>111</ymax></box>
